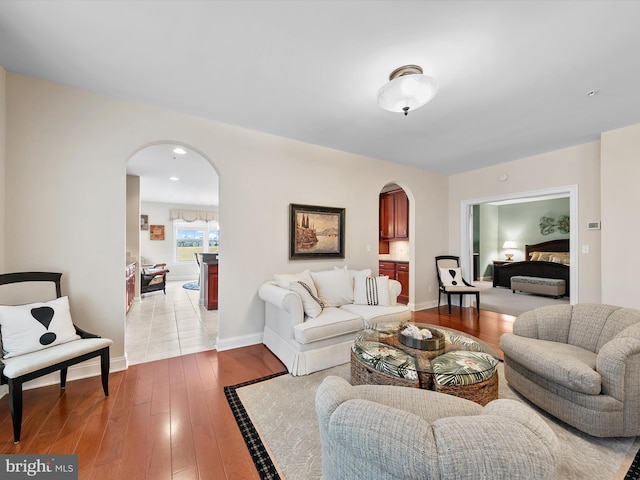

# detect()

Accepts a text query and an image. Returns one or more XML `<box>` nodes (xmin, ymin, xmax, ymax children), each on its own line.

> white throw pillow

<box><xmin>289</xmin><ymin>281</ymin><xmax>324</xmax><ymax>319</ymax></box>
<box><xmin>353</xmin><ymin>276</ymin><xmax>390</xmax><ymax>306</ymax></box>
<box><xmin>335</xmin><ymin>266</ymin><xmax>373</xmax><ymax>287</ymax></box>
<box><xmin>274</xmin><ymin>269</ymin><xmax>317</xmax><ymax>297</ymax></box>
<box><xmin>311</xmin><ymin>268</ymin><xmax>354</xmax><ymax>307</ymax></box>
<box><xmin>439</xmin><ymin>267</ymin><xmax>463</xmax><ymax>287</ymax></box>
<box><xmin>0</xmin><ymin>296</ymin><xmax>80</xmax><ymax>358</ymax></box>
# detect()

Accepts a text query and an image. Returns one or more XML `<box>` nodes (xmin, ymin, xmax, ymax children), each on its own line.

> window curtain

<box><xmin>170</xmin><ymin>209</ymin><xmax>218</xmax><ymax>222</ymax></box>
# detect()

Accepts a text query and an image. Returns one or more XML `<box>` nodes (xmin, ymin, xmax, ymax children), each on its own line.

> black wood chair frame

<box><xmin>435</xmin><ymin>256</ymin><xmax>480</xmax><ymax>315</ymax></box>
<box><xmin>0</xmin><ymin>272</ymin><xmax>110</xmax><ymax>443</ymax></box>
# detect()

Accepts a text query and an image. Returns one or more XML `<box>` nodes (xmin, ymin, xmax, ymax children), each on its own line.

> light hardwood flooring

<box><xmin>126</xmin><ymin>280</ymin><xmax>218</xmax><ymax>365</ymax></box>
<box><xmin>0</xmin><ymin>306</ymin><xmax>513</xmax><ymax>478</ymax></box>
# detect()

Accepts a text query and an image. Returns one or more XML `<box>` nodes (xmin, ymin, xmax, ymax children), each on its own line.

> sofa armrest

<box><xmin>258</xmin><ymin>281</ymin><xmax>304</xmax><ymax>328</ymax></box>
<box><xmin>597</xmin><ymin>323</ymin><xmax>640</xmax><ymax>400</ymax></box>
<box><xmin>388</xmin><ymin>279</ymin><xmax>401</xmax><ymax>306</ymax></box>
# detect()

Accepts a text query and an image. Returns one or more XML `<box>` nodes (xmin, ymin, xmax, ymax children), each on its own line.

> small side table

<box><xmin>492</xmin><ymin>260</ymin><xmax>513</xmax><ymax>287</ymax></box>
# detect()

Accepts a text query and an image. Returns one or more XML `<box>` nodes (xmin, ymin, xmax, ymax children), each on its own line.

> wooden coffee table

<box><xmin>351</xmin><ymin>322</ymin><xmax>499</xmax><ymax>405</ymax></box>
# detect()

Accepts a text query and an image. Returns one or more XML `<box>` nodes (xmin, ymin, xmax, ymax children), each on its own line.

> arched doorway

<box><xmin>378</xmin><ymin>182</ymin><xmax>411</xmax><ymax>305</ymax></box>
<box><xmin>125</xmin><ymin>143</ymin><xmax>219</xmax><ymax>364</ymax></box>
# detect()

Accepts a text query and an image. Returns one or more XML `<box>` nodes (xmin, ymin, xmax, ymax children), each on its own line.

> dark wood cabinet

<box><xmin>206</xmin><ymin>263</ymin><xmax>218</xmax><ymax>310</ymax></box>
<box><xmin>379</xmin><ymin>193</ymin><xmax>395</xmax><ymax>239</ymax></box>
<box><xmin>379</xmin><ymin>260</ymin><xmax>409</xmax><ymax>304</ymax></box>
<box><xmin>126</xmin><ymin>262</ymin><xmax>136</xmax><ymax>312</ymax></box>
<box><xmin>379</xmin><ymin>190</ymin><xmax>409</xmax><ymax>240</ymax></box>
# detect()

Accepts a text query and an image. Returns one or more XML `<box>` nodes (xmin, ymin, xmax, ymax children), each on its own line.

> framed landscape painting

<box><xmin>289</xmin><ymin>204</ymin><xmax>345</xmax><ymax>259</ymax></box>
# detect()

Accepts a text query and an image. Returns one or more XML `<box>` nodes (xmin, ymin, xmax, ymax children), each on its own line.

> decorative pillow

<box><xmin>439</xmin><ymin>267</ymin><xmax>463</xmax><ymax>287</ymax></box>
<box><xmin>334</xmin><ymin>266</ymin><xmax>373</xmax><ymax>287</ymax></box>
<box><xmin>310</xmin><ymin>268</ymin><xmax>353</xmax><ymax>307</ymax></box>
<box><xmin>274</xmin><ymin>269</ymin><xmax>317</xmax><ymax>297</ymax></box>
<box><xmin>289</xmin><ymin>281</ymin><xmax>324</xmax><ymax>319</ymax></box>
<box><xmin>0</xmin><ymin>296</ymin><xmax>80</xmax><ymax>359</ymax></box>
<box><xmin>529</xmin><ymin>251</ymin><xmax>541</xmax><ymax>261</ymax></box>
<box><xmin>353</xmin><ymin>276</ymin><xmax>390</xmax><ymax>306</ymax></box>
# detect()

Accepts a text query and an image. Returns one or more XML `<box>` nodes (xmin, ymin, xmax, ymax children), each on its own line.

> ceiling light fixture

<box><xmin>169</xmin><ymin>176</ymin><xmax>180</xmax><ymax>181</ymax></box>
<box><xmin>173</xmin><ymin>147</ymin><xmax>187</xmax><ymax>155</ymax></box>
<box><xmin>377</xmin><ymin>64</ymin><xmax>439</xmax><ymax>116</ymax></box>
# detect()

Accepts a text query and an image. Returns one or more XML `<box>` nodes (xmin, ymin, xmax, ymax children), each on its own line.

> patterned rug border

<box><xmin>626</xmin><ymin>447</ymin><xmax>640</xmax><ymax>480</ymax></box>
<box><xmin>224</xmin><ymin>371</ymin><xmax>288</xmax><ymax>480</ymax></box>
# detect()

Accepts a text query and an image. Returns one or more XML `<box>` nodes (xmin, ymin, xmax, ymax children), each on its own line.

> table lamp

<box><xmin>502</xmin><ymin>240</ymin><xmax>516</xmax><ymax>261</ymax></box>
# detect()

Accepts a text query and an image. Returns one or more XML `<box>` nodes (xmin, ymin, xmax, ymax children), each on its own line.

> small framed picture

<box><xmin>140</xmin><ymin>214</ymin><xmax>149</xmax><ymax>230</ymax></box>
<box><xmin>289</xmin><ymin>204</ymin><xmax>345</xmax><ymax>260</ymax></box>
<box><xmin>150</xmin><ymin>225</ymin><xmax>165</xmax><ymax>240</ymax></box>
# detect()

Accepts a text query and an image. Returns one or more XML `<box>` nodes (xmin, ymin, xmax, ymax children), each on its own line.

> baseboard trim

<box><xmin>216</xmin><ymin>332</ymin><xmax>263</xmax><ymax>352</ymax></box>
<box><xmin>0</xmin><ymin>355</ymin><xmax>127</xmax><ymax>399</ymax></box>
<box><xmin>413</xmin><ymin>300</ymin><xmax>438</xmax><ymax>311</ymax></box>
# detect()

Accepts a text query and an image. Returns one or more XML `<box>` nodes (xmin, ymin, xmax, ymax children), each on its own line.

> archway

<box><xmin>378</xmin><ymin>182</ymin><xmax>411</xmax><ymax>306</ymax></box>
<box><xmin>125</xmin><ymin>142</ymin><xmax>220</xmax><ymax>364</ymax></box>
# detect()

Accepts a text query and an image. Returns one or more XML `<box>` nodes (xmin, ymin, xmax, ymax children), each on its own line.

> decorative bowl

<box><xmin>398</xmin><ymin>328</ymin><xmax>445</xmax><ymax>351</ymax></box>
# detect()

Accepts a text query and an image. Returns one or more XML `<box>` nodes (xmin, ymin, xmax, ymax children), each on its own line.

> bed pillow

<box><xmin>289</xmin><ymin>281</ymin><xmax>324</xmax><ymax>319</ymax></box>
<box><xmin>529</xmin><ymin>251</ymin><xmax>541</xmax><ymax>261</ymax></box>
<box><xmin>311</xmin><ymin>268</ymin><xmax>353</xmax><ymax>307</ymax></box>
<box><xmin>353</xmin><ymin>276</ymin><xmax>390</xmax><ymax>306</ymax></box>
<box><xmin>0</xmin><ymin>296</ymin><xmax>80</xmax><ymax>359</ymax></box>
<box><xmin>439</xmin><ymin>267</ymin><xmax>463</xmax><ymax>287</ymax></box>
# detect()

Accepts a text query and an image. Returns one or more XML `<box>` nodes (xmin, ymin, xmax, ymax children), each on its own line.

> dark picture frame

<box><xmin>289</xmin><ymin>204</ymin><xmax>345</xmax><ymax>259</ymax></box>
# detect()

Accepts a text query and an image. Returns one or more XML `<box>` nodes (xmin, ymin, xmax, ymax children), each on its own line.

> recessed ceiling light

<box><xmin>586</xmin><ymin>90</ymin><xmax>598</xmax><ymax>97</ymax></box>
<box><xmin>169</xmin><ymin>176</ymin><xmax>180</xmax><ymax>181</ymax></box>
<box><xmin>173</xmin><ymin>147</ymin><xmax>187</xmax><ymax>155</ymax></box>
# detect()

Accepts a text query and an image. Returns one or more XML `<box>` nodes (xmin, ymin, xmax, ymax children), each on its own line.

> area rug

<box><xmin>476</xmin><ymin>280</ymin><xmax>569</xmax><ymax>317</ymax></box>
<box><xmin>182</xmin><ymin>281</ymin><xmax>199</xmax><ymax>290</ymax></box>
<box><xmin>226</xmin><ymin>363</ymin><xmax>640</xmax><ymax>480</ymax></box>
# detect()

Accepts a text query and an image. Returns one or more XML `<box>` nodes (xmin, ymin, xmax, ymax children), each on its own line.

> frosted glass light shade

<box><xmin>502</xmin><ymin>241</ymin><xmax>517</xmax><ymax>249</ymax></box>
<box><xmin>377</xmin><ymin>69</ymin><xmax>438</xmax><ymax>115</ymax></box>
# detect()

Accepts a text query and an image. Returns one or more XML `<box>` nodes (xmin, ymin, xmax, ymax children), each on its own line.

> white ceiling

<box><xmin>127</xmin><ymin>144</ymin><xmax>219</xmax><ymax>206</ymax></box>
<box><xmin>2</xmin><ymin>1</ymin><xmax>640</xmax><ymax>204</ymax></box>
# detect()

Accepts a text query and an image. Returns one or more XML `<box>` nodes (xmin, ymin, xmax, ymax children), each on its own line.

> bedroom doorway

<box><xmin>461</xmin><ymin>186</ymin><xmax>578</xmax><ymax>313</ymax></box>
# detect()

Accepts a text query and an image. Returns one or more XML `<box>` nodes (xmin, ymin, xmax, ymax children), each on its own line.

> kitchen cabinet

<box><xmin>379</xmin><ymin>189</ymin><xmax>409</xmax><ymax>240</ymax></box>
<box><xmin>379</xmin><ymin>260</ymin><xmax>409</xmax><ymax>304</ymax></box>
<box><xmin>206</xmin><ymin>263</ymin><xmax>218</xmax><ymax>310</ymax></box>
<box><xmin>126</xmin><ymin>262</ymin><xmax>136</xmax><ymax>312</ymax></box>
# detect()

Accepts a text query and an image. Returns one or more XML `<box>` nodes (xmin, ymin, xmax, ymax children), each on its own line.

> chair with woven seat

<box><xmin>435</xmin><ymin>255</ymin><xmax>480</xmax><ymax>314</ymax></box>
<box><xmin>0</xmin><ymin>272</ymin><xmax>112</xmax><ymax>443</ymax></box>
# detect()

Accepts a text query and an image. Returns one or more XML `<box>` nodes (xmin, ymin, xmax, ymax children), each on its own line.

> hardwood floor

<box><xmin>0</xmin><ymin>306</ymin><xmax>513</xmax><ymax>479</ymax></box>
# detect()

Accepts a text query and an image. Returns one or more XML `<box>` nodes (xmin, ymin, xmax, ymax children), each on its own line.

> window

<box><xmin>174</xmin><ymin>220</ymin><xmax>219</xmax><ymax>262</ymax></box>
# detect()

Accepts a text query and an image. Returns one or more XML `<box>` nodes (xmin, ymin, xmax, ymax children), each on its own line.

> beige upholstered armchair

<box><xmin>315</xmin><ymin>376</ymin><xmax>558</xmax><ymax>480</ymax></box>
<box><xmin>500</xmin><ymin>304</ymin><xmax>640</xmax><ymax>437</ymax></box>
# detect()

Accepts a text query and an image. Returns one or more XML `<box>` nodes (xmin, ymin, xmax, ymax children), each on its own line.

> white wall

<box><xmin>449</xmin><ymin>141</ymin><xmax>602</xmax><ymax>303</ymax></box>
<box><xmin>0</xmin><ymin>67</ymin><xmax>6</xmax><ymax>272</ymax></box>
<box><xmin>601</xmin><ymin>123</ymin><xmax>640</xmax><ymax>308</ymax></box>
<box><xmin>3</xmin><ymin>73</ymin><xmax>448</xmax><ymax>366</ymax></box>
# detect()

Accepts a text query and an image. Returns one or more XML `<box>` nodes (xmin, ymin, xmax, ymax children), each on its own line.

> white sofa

<box><xmin>258</xmin><ymin>267</ymin><xmax>411</xmax><ymax>376</ymax></box>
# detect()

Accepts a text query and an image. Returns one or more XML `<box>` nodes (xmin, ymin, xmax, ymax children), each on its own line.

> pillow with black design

<box><xmin>353</xmin><ymin>276</ymin><xmax>390</xmax><ymax>306</ymax></box>
<box><xmin>289</xmin><ymin>281</ymin><xmax>324</xmax><ymax>319</ymax></box>
<box><xmin>0</xmin><ymin>296</ymin><xmax>80</xmax><ymax>358</ymax></box>
<box><xmin>439</xmin><ymin>267</ymin><xmax>463</xmax><ymax>287</ymax></box>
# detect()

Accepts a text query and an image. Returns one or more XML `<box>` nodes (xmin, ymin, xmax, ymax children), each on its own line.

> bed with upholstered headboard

<box><xmin>493</xmin><ymin>239</ymin><xmax>570</xmax><ymax>295</ymax></box>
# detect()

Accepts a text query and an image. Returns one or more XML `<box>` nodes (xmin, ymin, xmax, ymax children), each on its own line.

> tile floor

<box><xmin>125</xmin><ymin>280</ymin><xmax>218</xmax><ymax>365</ymax></box>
